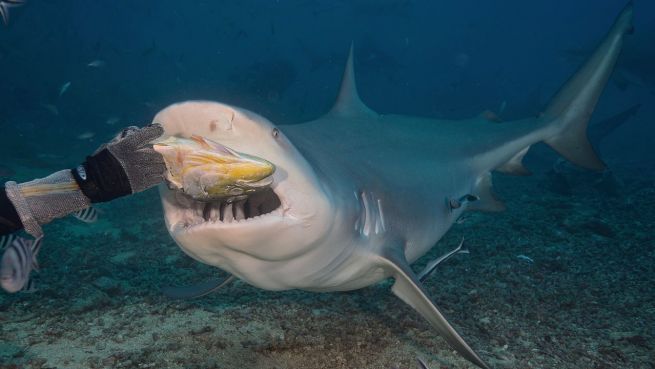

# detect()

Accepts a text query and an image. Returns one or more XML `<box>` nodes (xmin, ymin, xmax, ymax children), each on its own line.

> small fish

<box><xmin>516</xmin><ymin>254</ymin><xmax>534</xmax><ymax>263</ymax></box>
<box><xmin>0</xmin><ymin>234</ymin><xmax>17</xmax><ymax>249</ymax></box>
<box><xmin>72</xmin><ymin>207</ymin><xmax>98</xmax><ymax>223</ymax></box>
<box><xmin>153</xmin><ymin>135</ymin><xmax>276</xmax><ymax>201</ymax></box>
<box><xmin>1</xmin><ymin>235</ymin><xmax>42</xmax><ymax>293</ymax></box>
<box><xmin>59</xmin><ymin>81</ymin><xmax>71</xmax><ymax>97</ymax></box>
<box><xmin>498</xmin><ymin>100</ymin><xmax>507</xmax><ymax>114</ymax></box>
<box><xmin>40</xmin><ymin>103</ymin><xmax>59</xmax><ymax>116</ymax></box>
<box><xmin>105</xmin><ymin>116</ymin><xmax>120</xmax><ymax>125</ymax></box>
<box><xmin>0</xmin><ymin>0</ymin><xmax>25</xmax><ymax>26</ymax></box>
<box><xmin>76</xmin><ymin>131</ymin><xmax>95</xmax><ymax>140</ymax></box>
<box><xmin>86</xmin><ymin>59</ymin><xmax>106</xmax><ymax>68</ymax></box>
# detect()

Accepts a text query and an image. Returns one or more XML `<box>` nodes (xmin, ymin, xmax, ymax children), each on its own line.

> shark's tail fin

<box><xmin>542</xmin><ymin>2</ymin><xmax>633</xmax><ymax>171</ymax></box>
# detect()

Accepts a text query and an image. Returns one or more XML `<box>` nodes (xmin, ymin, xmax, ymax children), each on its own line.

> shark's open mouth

<box><xmin>173</xmin><ymin>187</ymin><xmax>283</xmax><ymax>227</ymax></box>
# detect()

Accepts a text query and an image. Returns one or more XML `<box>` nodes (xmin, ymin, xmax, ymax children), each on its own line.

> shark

<box><xmin>151</xmin><ymin>4</ymin><xmax>633</xmax><ymax>369</ymax></box>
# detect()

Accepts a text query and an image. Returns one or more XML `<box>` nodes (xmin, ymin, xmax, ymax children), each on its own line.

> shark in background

<box><xmin>152</xmin><ymin>4</ymin><xmax>634</xmax><ymax>369</ymax></box>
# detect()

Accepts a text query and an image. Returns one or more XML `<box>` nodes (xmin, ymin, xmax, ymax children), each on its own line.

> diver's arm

<box><xmin>0</xmin><ymin>124</ymin><xmax>165</xmax><ymax>237</ymax></box>
<box><xmin>0</xmin><ymin>189</ymin><xmax>23</xmax><ymax>235</ymax></box>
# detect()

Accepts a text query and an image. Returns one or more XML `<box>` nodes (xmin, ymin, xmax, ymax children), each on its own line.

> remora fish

<box><xmin>153</xmin><ymin>135</ymin><xmax>275</xmax><ymax>201</ymax></box>
<box><xmin>152</xmin><ymin>4</ymin><xmax>633</xmax><ymax>369</ymax></box>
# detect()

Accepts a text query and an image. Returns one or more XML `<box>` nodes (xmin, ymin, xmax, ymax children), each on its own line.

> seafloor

<box><xmin>1</xmin><ymin>163</ymin><xmax>653</xmax><ymax>369</ymax></box>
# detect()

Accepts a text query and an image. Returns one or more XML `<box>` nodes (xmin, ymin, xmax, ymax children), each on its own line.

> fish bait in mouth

<box><xmin>153</xmin><ymin>135</ymin><xmax>275</xmax><ymax>201</ymax></box>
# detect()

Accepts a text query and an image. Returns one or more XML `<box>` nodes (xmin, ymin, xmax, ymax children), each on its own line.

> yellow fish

<box><xmin>153</xmin><ymin>135</ymin><xmax>275</xmax><ymax>201</ymax></box>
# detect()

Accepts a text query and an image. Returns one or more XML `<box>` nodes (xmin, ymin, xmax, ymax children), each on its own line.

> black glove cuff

<box><xmin>72</xmin><ymin>148</ymin><xmax>132</xmax><ymax>203</ymax></box>
<box><xmin>0</xmin><ymin>188</ymin><xmax>22</xmax><ymax>235</ymax></box>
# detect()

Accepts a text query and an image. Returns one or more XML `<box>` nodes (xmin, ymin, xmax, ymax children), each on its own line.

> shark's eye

<box><xmin>272</xmin><ymin>128</ymin><xmax>280</xmax><ymax>139</ymax></box>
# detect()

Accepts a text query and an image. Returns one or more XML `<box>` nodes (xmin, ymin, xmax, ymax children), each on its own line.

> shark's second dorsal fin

<box><xmin>328</xmin><ymin>43</ymin><xmax>377</xmax><ymax>118</ymax></box>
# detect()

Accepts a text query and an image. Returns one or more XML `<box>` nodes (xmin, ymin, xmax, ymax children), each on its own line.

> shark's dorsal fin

<box><xmin>328</xmin><ymin>43</ymin><xmax>377</xmax><ymax>117</ymax></box>
<box><xmin>378</xmin><ymin>246</ymin><xmax>491</xmax><ymax>369</ymax></box>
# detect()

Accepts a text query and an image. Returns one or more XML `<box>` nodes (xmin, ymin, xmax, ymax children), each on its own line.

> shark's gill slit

<box><xmin>187</xmin><ymin>187</ymin><xmax>282</xmax><ymax>224</ymax></box>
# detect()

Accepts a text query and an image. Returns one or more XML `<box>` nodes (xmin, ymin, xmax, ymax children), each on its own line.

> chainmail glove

<box><xmin>72</xmin><ymin>123</ymin><xmax>166</xmax><ymax>202</ymax></box>
<box><xmin>5</xmin><ymin>170</ymin><xmax>91</xmax><ymax>237</ymax></box>
<box><xmin>4</xmin><ymin>124</ymin><xmax>166</xmax><ymax>237</ymax></box>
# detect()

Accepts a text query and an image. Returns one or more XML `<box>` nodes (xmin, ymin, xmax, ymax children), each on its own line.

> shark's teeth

<box><xmin>234</xmin><ymin>200</ymin><xmax>246</xmax><ymax>221</ymax></box>
<box><xmin>223</xmin><ymin>203</ymin><xmax>234</xmax><ymax>222</ymax></box>
<box><xmin>182</xmin><ymin>187</ymin><xmax>282</xmax><ymax>227</ymax></box>
<box><xmin>209</xmin><ymin>203</ymin><xmax>220</xmax><ymax>222</ymax></box>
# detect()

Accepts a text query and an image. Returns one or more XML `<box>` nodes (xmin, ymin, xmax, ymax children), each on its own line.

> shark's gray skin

<box><xmin>153</xmin><ymin>4</ymin><xmax>633</xmax><ymax>369</ymax></box>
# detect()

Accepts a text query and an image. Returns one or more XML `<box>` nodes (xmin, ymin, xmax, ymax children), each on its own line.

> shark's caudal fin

<box><xmin>328</xmin><ymin>43</ymin><xmax>377</xmax><ymax>117</ymax></box>
<box><xmin>379</xmin><ymin>247</ymin><xmax>491</xmax><ymax>369</ymax></box>
<box><xmin>542</xmin><ymin>2</ymin><xmax>633</xmax><ymax>171</ymax></box>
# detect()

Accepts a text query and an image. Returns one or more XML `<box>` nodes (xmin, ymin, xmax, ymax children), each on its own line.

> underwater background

<box><xmin>1</xmin><ymin>1</ymin><xmax>654</xmax><ymax>368</ymax></box>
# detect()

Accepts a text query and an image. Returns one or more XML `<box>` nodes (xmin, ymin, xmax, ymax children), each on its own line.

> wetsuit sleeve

<box><xmin>0</xmin><ymin>187</ymin><xmax>23</xmax><ymax>235</ymax></box>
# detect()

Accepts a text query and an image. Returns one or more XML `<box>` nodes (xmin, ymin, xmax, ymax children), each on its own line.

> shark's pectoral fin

<box><xmin>379</xmin><ymin>247</ymin><xmax>491</xmax><ymax>369</ymax></box>
<box><xmin>161</xmin><ymin>275</ymin><xmax>236</xmax><ymax>299</ymax></box>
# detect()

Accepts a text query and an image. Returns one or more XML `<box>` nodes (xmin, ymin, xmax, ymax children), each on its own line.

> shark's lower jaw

<box><xmin>171</xmin><ymin>186</ymin><xmax>283</xmax><ymax>229</ymax></box>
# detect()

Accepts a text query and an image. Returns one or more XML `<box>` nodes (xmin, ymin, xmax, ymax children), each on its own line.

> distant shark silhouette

<box><xmin>153</xmin><ymin>4</ymin><xmax>634</xmax><ymax>369</ymax></box>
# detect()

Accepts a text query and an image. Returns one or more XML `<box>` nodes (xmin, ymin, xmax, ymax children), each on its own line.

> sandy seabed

<box><xmin>1</xmin><ymin>166</ymin><xmax>653</xmax><ymax>369</ymax></box>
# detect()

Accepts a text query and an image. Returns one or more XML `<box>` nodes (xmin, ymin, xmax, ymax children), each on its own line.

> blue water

<box><xmin>1</xmin><ymin>1</ymin><xmax>653</xmax><ymax>369</ymax></box>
